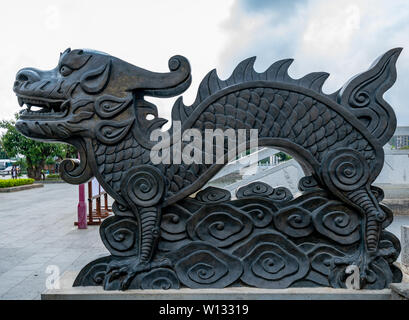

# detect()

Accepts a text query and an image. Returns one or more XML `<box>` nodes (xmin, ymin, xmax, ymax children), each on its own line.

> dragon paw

<box><xmin>103</xmin><ymin>257</ymin><xmax>172</xmax><ymax>290</ymax></box>
<box><xmin>332</xmin><ymin>249</ymin><xmax>376</xmax><ymax>287</ymax></box>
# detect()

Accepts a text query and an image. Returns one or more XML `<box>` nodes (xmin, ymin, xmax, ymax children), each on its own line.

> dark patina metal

<box><xmin>14</xmin><ymin>47</ymin><xmax>403</xmax><ymax>290</ymax></box>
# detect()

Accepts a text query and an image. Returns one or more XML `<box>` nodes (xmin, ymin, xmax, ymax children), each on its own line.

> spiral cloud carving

<box><xmin>100</xmin><ymin>216</ymin><xmax>139</xmax><ymax>257</ymax></box>
<box><xmin>233</xmin><ymin>233</ymin><xmax>309</xmax><ymax>288</ymax></box>
<box><xmin>321</xmin><ymin>148</ymin><xmax>370</xmax><ymax>192</ymax></box>
<box><xmin>121</xmin><ymin>165</ymin><xmax>165</xmax><ymax>207</ymax></box>
<box><xmin>186</xmin><ymin>204</ymin><xmax>253</xmax><ymax>248</ymax></box>
<box><xmin>165</xmin><ymin>242</ymin><xmax>243</xmax><ymax>288</ymax></box>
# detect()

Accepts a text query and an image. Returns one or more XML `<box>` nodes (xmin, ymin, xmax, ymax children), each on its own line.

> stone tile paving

<box><xmin>0</xmin><ymin>183</ymin><xmax>108</xmax><ymax>299</ymax></box>
<box><xmin>0</xmin><ymin>183</ymin><xmax>408</xmax><ymax>299</ymax></box>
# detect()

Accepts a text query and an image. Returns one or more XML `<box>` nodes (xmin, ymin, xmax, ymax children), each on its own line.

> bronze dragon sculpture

<box><xmin>14</xmin><ymin>48</ymin><xmax>402</xmax><ymax>290</ymax></box>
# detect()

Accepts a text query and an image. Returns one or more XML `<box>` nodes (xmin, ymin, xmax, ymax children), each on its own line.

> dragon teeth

<box><xmin>61</xmin><ymin>100</ymin><xmax>69</xmax><ymax>111</ymax></box>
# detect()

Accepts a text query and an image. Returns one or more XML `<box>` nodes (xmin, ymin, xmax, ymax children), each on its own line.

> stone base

<box><xmin>390</xmin><ymin>283</ymin><xmax>409</xmax><ymax>300</ymax></box>
<box><xmin>42</xmin><ymin>272</ymin><xmax>394</xmax><ymax>300</ymax></box>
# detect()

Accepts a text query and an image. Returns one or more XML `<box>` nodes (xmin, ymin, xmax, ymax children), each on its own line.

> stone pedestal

<box><xmin>41</xmin><ymin>272</ymin><xmax>393</xmax><ymax>300</ymax></box>
<box><xmin>390</xmin><ymin>283</ymin><xmax>409</xmax><ymax>300</ymax></box>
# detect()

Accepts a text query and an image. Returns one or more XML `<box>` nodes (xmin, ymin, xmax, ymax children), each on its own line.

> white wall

<box><xmin>375</xmin><ymin>147</ymin><xmax>409</xmax><ymax>184</ymax></box>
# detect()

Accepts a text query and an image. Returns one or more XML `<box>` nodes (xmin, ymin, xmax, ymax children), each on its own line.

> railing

<box><xmin>75</xmin><ymin>178</ymin><xmax>112</xmax><ymax>227</ymax></box>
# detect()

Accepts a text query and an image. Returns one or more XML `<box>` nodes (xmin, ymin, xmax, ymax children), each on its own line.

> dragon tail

<box><xmin>337</xmin><ymin>48</ymin><xmax>402</xmax><ymax>146</ymax></box>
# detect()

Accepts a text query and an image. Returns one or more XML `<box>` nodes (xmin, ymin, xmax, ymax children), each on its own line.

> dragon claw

<box><xmin>332</xmin><ymin>247</ymin><xmax>376</xmax><ymax>288</ymax></box>
<box><xmin>103</xmin><ymin>258</ymin><xmax>173</xmax><ymax>290</ymax></box>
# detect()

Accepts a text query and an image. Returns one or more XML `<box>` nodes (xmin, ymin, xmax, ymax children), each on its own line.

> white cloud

<box><xmin>219</xmin><ymin>0</ymin><xmax>409</xmax><ymax>125</ymax></box>
<box><xmin>302</xmin><ymin>4</ymin><xmax>360</xmax><ymax>52</ymax></box>
<box><xmin>1</xmin><ymin>0</ymin><xmax>408</xmax><ymax>127</ymax></box>
<box><xmin>0</xmin><ymin>0</ymin><xmax>235</xmax><ymax>123</ymax></box>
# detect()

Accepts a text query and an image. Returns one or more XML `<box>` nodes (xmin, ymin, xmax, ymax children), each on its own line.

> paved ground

<box><xmin>0</xmin><ymin>183</ymin><xmax>408</xmax><ymax>299</ymax></box>
<box><xmin>0</xmin><ymin>183</ymin><xmax>108</xmax><ymax>299</ymax></box>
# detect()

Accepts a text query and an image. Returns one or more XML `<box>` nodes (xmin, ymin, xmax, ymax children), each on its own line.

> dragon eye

<box><xmin>60</xmin><ymin>65</ymin><xmax>73</xmax><ymax>76</ymax></box>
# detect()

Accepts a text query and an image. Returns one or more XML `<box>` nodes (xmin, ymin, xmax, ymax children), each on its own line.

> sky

<box><xmin>0</xmin><ymin>0</ymin><xmax>408</xmax><ymax>128</ymax></box>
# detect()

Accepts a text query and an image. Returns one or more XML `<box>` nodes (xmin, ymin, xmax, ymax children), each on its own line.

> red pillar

<box><xmin>77</xmin><ymin>153</ymin><xmax>87</xmax><ymax>229</ymax></box>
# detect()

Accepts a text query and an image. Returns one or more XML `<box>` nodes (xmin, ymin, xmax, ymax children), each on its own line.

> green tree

<box><xmin>276</xmin><ymin>151</ymin><xmax>292</xmax><ymax>162</ymax></box>
<box><xmin>0</xmin><ymin>142</ymin><xmax>8</xmax><ymax>159</ymax></box>
<box><xmin>61</xmin><ymin>144</ymin><xmax>77</xmax><ymax>158</ymax></box>
<box><xmin>0</xmin><ymin>116</ymin><xmax>76</xmax><ymax>180</ymax></box>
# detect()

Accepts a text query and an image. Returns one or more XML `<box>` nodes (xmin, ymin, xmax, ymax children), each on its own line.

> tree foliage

<box><xmin>276</xmin><ymin>151</ymin><xmax>292</xmax><ymax>162</ymax></box>
<box><xmin>0</xmin><ymin>142</ymin><xmax>8</xmax><ymax>159</ymax></box>
<box><xmin>0</xmin><ymin>115</ymin><xmax>77</xmax><ymax>180</ymax></box>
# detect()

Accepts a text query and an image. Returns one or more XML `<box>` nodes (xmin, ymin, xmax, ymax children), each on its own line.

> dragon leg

<box><xmin>138</xmin><ymin>206</ymin><xmax>161</xmax><ymax>263</ymax></box>
<box><xmin>321</xmin><ymin>148</ymin><xmax>386</xmax><ymax>286</ymax></box>
<box><xmin>103</xmin><ymin>165</ymin><xmax>171</xmax><ymax>290</ymax></box>
<box><xmin>346</xmin><ymin>188</ymin><xmax>384</xmax><ymax>252</ymax></box>
<box><xmin>332</xmin><ymin>187</ymin><xmax>385</xmax><ymax>284</ymax></box>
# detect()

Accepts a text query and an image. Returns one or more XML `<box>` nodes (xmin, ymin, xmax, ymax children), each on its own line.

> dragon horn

<box><xmin>126</xmin><ymin>55</ymin><xmax>192</xmax><ymax>98</ymax></box>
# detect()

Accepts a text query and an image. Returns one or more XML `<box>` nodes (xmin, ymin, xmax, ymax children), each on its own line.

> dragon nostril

<box><xmin>17</xmin><ymin>74</ymin><xmax>29</xmax><ymax>82</ymax></box>
<box><xmin>16</xmin><ymin>69</ymin><xmax>41</xmax><ymax>83</ymax></box>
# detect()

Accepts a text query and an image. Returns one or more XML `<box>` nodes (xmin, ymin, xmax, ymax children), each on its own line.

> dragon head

<box><xmin>14</xmin><ymin>48</ymin><xmax>191</xmax><ymax>144</ymax></box>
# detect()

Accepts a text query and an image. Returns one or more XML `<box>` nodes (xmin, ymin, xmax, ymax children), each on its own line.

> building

<box><xmin>390</xmin><ymin>126</ymin><xmax>409</xmax><ymax>149</ymax></box>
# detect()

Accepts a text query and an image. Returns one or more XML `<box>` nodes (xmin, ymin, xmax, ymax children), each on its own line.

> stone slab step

<box><xmin>42</xmin><ymin>272</ymin><xmax>394</xmax><ymax>300</ymax></box>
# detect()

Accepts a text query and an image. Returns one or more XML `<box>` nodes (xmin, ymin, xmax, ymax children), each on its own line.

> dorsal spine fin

<box><xmin>171</xmin><ymin>53</ymin><xmax>397</xmax><ymax>125</ymax></box>
<box><xmin>299</xmin><ymin>72</ymin><xmax>330</xmax><ymax>92</ymax></box>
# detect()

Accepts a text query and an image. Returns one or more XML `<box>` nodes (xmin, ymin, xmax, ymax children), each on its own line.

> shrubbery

<box><xmin>46</xmin><ymin>174</ymin><xmax>60</xmax><ymax>179</ymax></box>
<box><xmin>0</xmin><ymin>178</ymin><xmax>35</xmax><ymax>188</ymax></box>
<box><xmin>1</xmin><ymin>116</ymin><xmax>77</xmax><ymax>180</ymax></box>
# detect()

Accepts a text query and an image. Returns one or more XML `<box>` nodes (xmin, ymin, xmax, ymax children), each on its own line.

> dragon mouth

<box><xmin>17</xmin><ymin>95</ymin><xmax>69</xmax><ymax>119</ymax></box>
